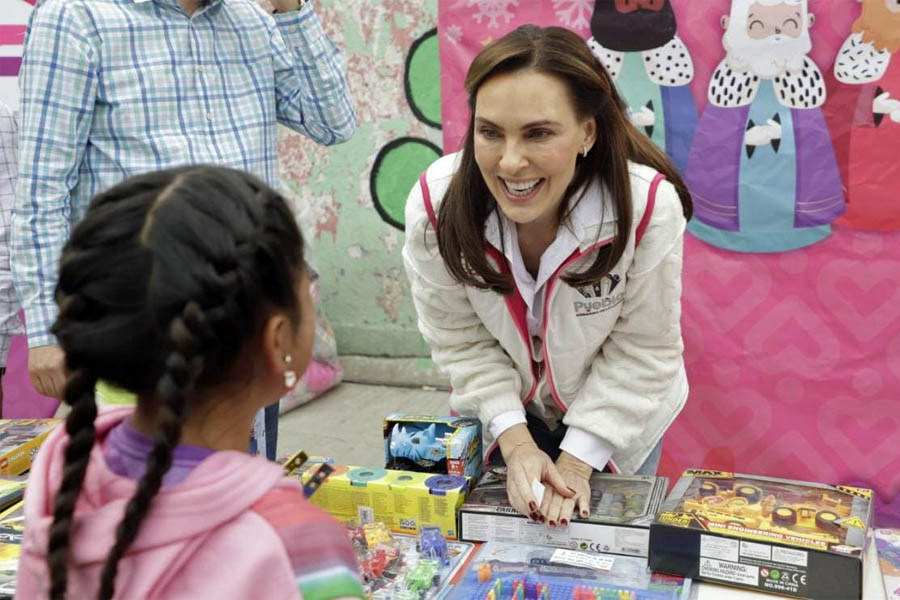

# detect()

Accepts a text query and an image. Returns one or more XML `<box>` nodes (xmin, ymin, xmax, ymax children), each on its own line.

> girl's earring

<box><xmin>581</xmin><ymin>146</ymin><xmax>588</xmax><ymax>157</ymax></box>
<box><xmin>283</xmin><ymin>354</ymin><xmax>297</xmax><ymax>389</ymax></box>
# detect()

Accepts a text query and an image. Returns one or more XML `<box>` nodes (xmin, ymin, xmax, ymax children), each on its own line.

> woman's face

<box><xmin>473</xmin><ymin>69</ymin><xmax>596</xmax><ymax>235</ymax></box>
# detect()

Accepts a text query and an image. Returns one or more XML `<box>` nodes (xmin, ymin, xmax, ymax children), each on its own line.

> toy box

<box><xmin>875</xmin><ymin>528</ymin><xmax>900</xmax><ymax>598</ymax></box>
<box><xmin>346</xmin><ymin>522</ymin><xmax>475</xmax><ymax>599</ymax></box>
<box><xmin>0</xmin><ymin>420</ymin><xmax>61</xmax><ymax>475</ymax></box>
<box><xmin>299</xmin><ymin>464</ymin><xmax>469</xmax><ymax>539</ymax></box>
<box><xmin>649</xmin><ymin>469</ymin><xmax>873</xmax><ymax>600</ymax></box>
<box><xmin>0</xmin><ymin>501</ymin><xmax>24</xmax><ymax>599</ymax></box>
<box><xmin>458</xmin><ymin>466</ymin><xmax>668</xmax><ymax>557</ymax></box>
<box><xmin>384</xmin><ymin>414</ymin><xmax>483</xmax><ymax>480</ymax></box>
<box><xmin>443</xmin><ymin>540</ymin><xmax>690</xmax><ymax>600</ymax></box>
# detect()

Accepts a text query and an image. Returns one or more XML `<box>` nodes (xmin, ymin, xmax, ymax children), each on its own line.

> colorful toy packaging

<box><xmin>444</xmin><ymin>540</ymin><xmax>690</xmax><ymax>600</ymax></box>
<box><xmin>0</xmin><ymin>420</ymin><xmax>61</xmax><ymax>475</ymax></box>
<box><xmin>345</xmin><ymin>521</ymin><xmax>474</xmax><ymax>599</ymax></box>
<box><xmin>458</xmin><ymin>466</ymin><xmax>667</xmax><ymax>557</ymax></box>
<box><xmin>298</xmin><ymin>463</ymin><xmax>469</xmax><ymax>538</ymax></box>
<box><xmin>0</xmin><ymin>501</ymin><xmax>24</xmax><ymax>599</ymax></box>
<box><xmin>649</xmin><ymin>469</ymin><xmax>873</xmax><ymax>600</ymax></box>
<box><xmin>875</xmin><ymin>529</ymin><xmax>900</xmax><ymax>598</ymax></box>
<box><xmin>383</xmin><ymin>414</ymin><xmax>483</xmax><ymax>480</ymax></box>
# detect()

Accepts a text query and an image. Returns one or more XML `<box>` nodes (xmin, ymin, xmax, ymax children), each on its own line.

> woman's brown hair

<box><xmin>436</xmin><ymin>25</ymin><xmax>692</xmax><ymax>294</ymax></box>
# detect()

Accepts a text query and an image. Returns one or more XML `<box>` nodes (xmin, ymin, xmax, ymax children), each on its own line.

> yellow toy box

<box><xmin>0</xmin><ymin>420</ymin><xmax>61</xmax><ymax>475</ymax></box>
<box><xmin>299</xmin><ymin>465</ymin><xmax>468</xmax><ymax>539</ymax></box>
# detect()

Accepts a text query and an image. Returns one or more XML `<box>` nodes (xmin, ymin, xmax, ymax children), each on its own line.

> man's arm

<box><xmin>267</xmin><ymin>1</ymin><xmax>356</xmax><ymax>145</ymax></box>
<box><xmin>13</xmin><ymin>0</ymin><xmax>98</xmax><ymax>348</ymax></box>
<box><xmin>13</xmin><ymin>0</ymin><xmax>99</xmax><ymax>397</ymax></box>
<box><xmin>0</xmin><ymin>104</ymin><xmax>25</xmax><ymax>369</ymax></box>
<box><xmin>0</xmin><ymin>103</ymin><xmax>26</xmax><ymax>411</ymax></box>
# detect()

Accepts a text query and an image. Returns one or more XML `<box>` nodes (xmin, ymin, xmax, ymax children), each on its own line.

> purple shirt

<box><xmin>103</xmin><ymin>419</ymin><xmax>214</xmax><ymax>487</ymax></box>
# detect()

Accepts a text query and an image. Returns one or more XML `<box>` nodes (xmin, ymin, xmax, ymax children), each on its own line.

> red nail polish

<box><xmin>529</xmin><ymin>502</ymin><xmax>537</xmax><ymax>511</ymax></box>
<box><xmin>561</xmin><ymin>519</ymin><xmax>568</xmax><ymax>526</ymax></box>
<box><xmin>548</xmin><ymin>520</ymin><xmax>556</xmax><ymax>527</ymax></box>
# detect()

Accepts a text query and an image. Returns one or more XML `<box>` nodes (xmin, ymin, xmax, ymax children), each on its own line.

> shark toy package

<box><xmin>383</xmin><ymin>414</ymin><xmax>482</xmax><ymax>480</ymax></box>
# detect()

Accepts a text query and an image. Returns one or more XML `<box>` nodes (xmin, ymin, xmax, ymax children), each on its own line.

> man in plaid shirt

<box><xmin>0</xmin><ymin>102</ymin><xmax>25</xmax><ymax>416</ymax></box>
<box><xmin>14</xmin><ymin>0</ymin><xmax>355</xmax><ymax>453</ymax></box>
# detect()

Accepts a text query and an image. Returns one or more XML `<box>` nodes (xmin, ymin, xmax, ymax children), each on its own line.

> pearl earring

<box><xmin>581</xmin><ymin>146</ymin><xmax>588</xmax><ymax>157</ymax></box>
<box><xmin>283</xmin><ymin>354</ymin><xmax>297</xmax><ymax>388</ymax></box>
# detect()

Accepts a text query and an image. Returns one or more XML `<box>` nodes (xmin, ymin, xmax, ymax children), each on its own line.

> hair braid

<box><xmin>96</xmin><ymin>302</ymin><xmax>208</xmax><ymax>600</ymax></box>
<box><xmin>46</xmin><ymin>366</ymin><xmax>99</xmax><ymax>600</ymax></box>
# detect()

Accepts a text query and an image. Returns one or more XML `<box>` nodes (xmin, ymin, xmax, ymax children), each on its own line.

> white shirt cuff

<box><xmin>559</xmin><ymin>426</ymin><xmax>615</xmax><ymax>472</ymax></box>
<box><xmin>488</xmin><ymin>410</ymin><xmax>528</xmax><ymax>441</ymax></box>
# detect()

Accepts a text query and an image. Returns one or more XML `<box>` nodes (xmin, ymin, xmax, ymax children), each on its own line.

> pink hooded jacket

<box><xmin>17</xmin><ymin>408</ymin><xmax>364</xmax><ymax>599</ymax></box>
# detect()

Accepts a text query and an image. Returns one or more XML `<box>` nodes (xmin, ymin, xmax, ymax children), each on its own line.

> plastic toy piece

<box><xmin>535</xmin><ymin>582</ymin><xmax>550</xmax><ymax>599</ymax></box>
<box><xmin>772</xmin><ymin>506</ymin><xmax>797</xmax><ymax>526</ymax></box>
<box><xmin>492</xmin><ymin>578</ymin><xmax>502</xmax><ymax>598</ymax></box>
<box><xmin>405</xmin><ymin>559</ymin><xmax>441</xmax><ymax>595</ymax></box>
<box><xmin>418</xmin><ymin>525</ymin><xmax>449</xmax><ymax>566</ymax></box>
<box><xmin>511</xmin><ymin>579</ymin><xmax>525</xmax><ymax>600</ymax></box>
<box><xmin>391</xmin><ymin>424</ymin><xmax>446</xmax><ymax>464</ymax></box>
<box><xmin>736</xmin><ymin>484</ymin><xmax>762</xmax><ymax>504</ymax></box>
<box><xmin>476</xmin><ymin>562</ymin><xmax>492</xmax><ymax>583</ymax></box>
<box><xmin>363</xmin><ymin>522</ymin><xmax>393</xmax><ymax>548</ymax></box>
<box><xmin>359</xmin><ymin>546</ymin><xmax>398</xmax><ymax>580</ymax></box>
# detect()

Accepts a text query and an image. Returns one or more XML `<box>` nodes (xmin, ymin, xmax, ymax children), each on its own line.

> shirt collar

<box><xmin>483</xmin><ymin>179</ymin><xmax>608</xmax><ymax>253</ymax></box>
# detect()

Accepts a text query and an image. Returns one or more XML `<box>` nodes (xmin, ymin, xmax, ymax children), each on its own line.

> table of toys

<box><xmin>0</xmin><ymin>414</ymin><xmax>896</xmax><ymax>599</ymax></box>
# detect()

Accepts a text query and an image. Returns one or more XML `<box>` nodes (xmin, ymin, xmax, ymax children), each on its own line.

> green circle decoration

<box><xmin>405</xmin><ymin>28</ymin><xmax>441</xmax><ymax>129</ymax></box>
<box><xmin>370</xmin><ymin>137</ymin><xmax>442</xmax><ymax>230</ymax></box>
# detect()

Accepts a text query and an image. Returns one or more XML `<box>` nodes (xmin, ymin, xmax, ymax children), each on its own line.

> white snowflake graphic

<box><xmin>468</xmin><ymin>0</ymin><xmax>519</xmax><ymax>29</ymax></box>
<box><xmin>552</xmin><ymin>0</ymin><xmax>593</xmax><ymax>30</ymax></box>
<box><xmin>444</xmin><ymin>24</ymin><xmax>463</xmax><ymax>45</ymax></box>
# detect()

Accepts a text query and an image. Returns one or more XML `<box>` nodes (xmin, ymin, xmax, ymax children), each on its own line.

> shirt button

<box><xmin>206</xmin><ymin>112</ymin><xmax>213</xmax><ymax>122</ymax></box>
<box><xmin>197</xmin><ymin>65</ymin><xmax>204</xmax><ymax>73</ymax></box>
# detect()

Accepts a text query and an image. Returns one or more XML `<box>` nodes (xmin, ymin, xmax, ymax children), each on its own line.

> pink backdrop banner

<box><xmin>438</xmin><ymin>0</ymin><xmax>900</xmax><ymax>525</ymax></box>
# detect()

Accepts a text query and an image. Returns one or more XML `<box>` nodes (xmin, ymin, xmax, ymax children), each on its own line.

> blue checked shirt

<box><xmin>0</xmin><ymin>102</ymin><xmax>25</xmax><ymax>367</ymax></box>
<box><xmin>14</xmin><ymin>0</ymin><xmax>356</xmax><ymax>347</ymax></box>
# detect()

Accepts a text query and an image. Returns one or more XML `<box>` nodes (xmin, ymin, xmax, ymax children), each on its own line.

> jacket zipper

<box><xmin>542</xmin><ymin>238</ymin><xmax>614</xmax><ymax>412</ymax></box>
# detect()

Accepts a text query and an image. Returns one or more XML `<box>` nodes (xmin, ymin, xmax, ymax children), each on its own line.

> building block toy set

<box><xmin>459</xmin><ymin>466</ymin><xmax>668</xmax><ymax>557</ymax></box>
<box><xmin>297</xmin><ymin>462</ymin><xmax>469</xmax><ymax>538</ymax></box>
<box><xmin>649</xmin><ymin>469</ymin><xmax>873</xmax><ymax>599</ymax></box>
<box><xmin>346</xmin><ymin>521</ymin><xmax>474</xmax><ymax>599</ymax></box>
<box><xmin>444</xmin><ymin>541</ymin><xmax>690</xmax><ymax>600</ymax></box>
<box><xmin>383</xmin><ymin>414</ymin><xmax>483</xmax><ymax>479</ymax></box>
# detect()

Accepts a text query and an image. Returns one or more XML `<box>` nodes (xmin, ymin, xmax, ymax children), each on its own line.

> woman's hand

<box><xmin>498</xmin><ymin>425</ymin><xmax>573</xmax><ymax>522</ymax></box>
<box><xmin>542</xmin><ymin>451</ymin><xmax>593</xmax><ymax>527</ymax></box>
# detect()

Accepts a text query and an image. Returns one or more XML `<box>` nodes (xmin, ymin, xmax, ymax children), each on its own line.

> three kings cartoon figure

<box><xmin>825</xmin><ymin>0</ymin><xmax>900</xmax><ymax>231</ymax></box>
<box><xmin>685</xmin><ymin>0</ymin><xmax>845</xmax><ymax>253</ymax></box>
<box><xmin>587</xmin><ymin>0</ymin><xmax>699</xmax><ymax>174</ymax></box>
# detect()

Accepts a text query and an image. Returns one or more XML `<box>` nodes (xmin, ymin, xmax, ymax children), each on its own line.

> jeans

<box><xmin>490</xmin><ymin>412</ymin><xmax>663</xmax><ymax>475</ymax></box>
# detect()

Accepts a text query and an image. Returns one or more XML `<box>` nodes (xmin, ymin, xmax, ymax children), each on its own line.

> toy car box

<box><xmin>383</xmin><ymin>413</ymin><xmax>483</xmax><ymax>480</ymax></box>
<box><xmin>649</xmin><ymin>469</ymin><xmax>873</xmax><ymax>600</ymax></box>
<box><xmin>298</xmin><ymin>463</ymin><xmax>469</xmax><ymax>539</ymax></box>
<box><xmin>0</xmin><ymin>420</ymin><xmax>61</xmax><ymax>475</ymax></box>
<box><xmin>458</xmin><ymin>466</ymin><xmax>668</xmax><ymax>557</ymax></box>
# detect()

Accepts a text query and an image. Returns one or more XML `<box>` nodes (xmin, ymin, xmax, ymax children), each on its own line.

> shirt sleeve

<box><xmin>269</xmin><ymin>2</ymin><xmax>356</xmax><ymax>145</ymax></box>
<box><xmin>403</xmin><ymin>173</ymin><xmax>528</xmax><ymax>429</ymax></box>
<box><xmin>559</xmin><ymin>426</ymin><xmax>615</xmax><ymax>473</ymax></box>
<box><xmin>252</xmin><ymin>486</ymin><xmax>365</xmax><ymax>600</ymax></box>
<box><xmin>13</xmin><ymin>0</ymin><xmax>99</xmax><ymax>348</ymax></box>
<box><xmin>0</xmin><ymin>104</ymin><xmax>25</xmax><ymax>366</ymax></box>
<box><xmin>488</xmin><ymin>410</ymin><xmax>528</xmax><ymax>442</ymax></box>
<box><xmin>562</xmin><ymin>178</ymin><xmax>687</xmax><ymax>455</ymax></box>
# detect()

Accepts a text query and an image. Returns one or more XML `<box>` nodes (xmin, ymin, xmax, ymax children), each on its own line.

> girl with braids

<box><xmin>16</xmin><ymin>166</ymin><xmax>365</xmax><ymax>600</ymax></box>
<box><xmin>403</xmin><ymin>26</ymin><xmax>692</xmax><ymax>531</ymax></box>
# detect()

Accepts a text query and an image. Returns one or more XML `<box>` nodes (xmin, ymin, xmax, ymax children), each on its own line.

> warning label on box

<box><xmin>699</xmin><ymin>558</ymin><xmax>759</xmax><ymax>586</ymax></box>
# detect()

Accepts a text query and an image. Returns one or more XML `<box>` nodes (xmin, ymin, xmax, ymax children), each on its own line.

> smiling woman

<box><xmin>403</xmin><ymin>25</ymin><xmax>692</xmax><ymax>533</ymax></box>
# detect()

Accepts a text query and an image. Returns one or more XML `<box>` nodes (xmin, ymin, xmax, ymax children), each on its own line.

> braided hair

<box><xmin>48</xmin><ymin>166</ymin><xmax>305</xmax><ymax>599</ymax></box>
